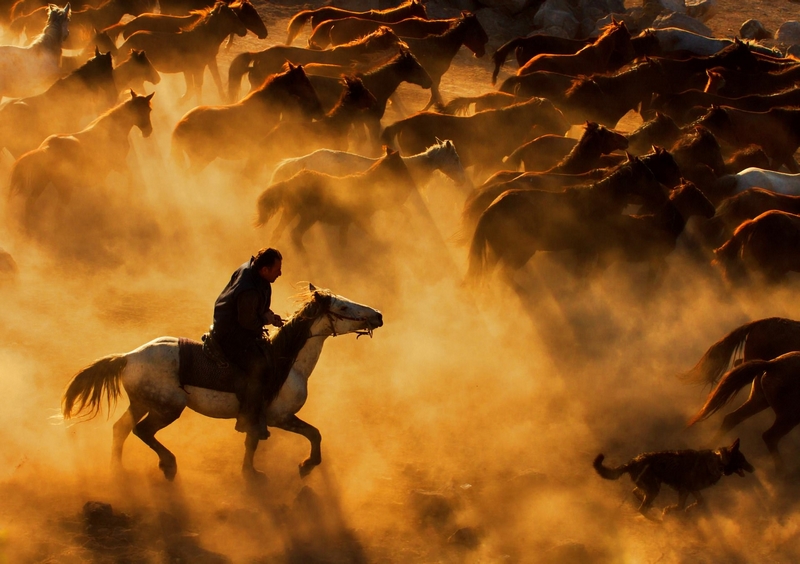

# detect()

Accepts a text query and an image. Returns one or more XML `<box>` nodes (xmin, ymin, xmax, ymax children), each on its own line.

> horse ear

<box><xmin>308</xmin><ymin>283</ymin><xmax>317</xmax><ymax>291</ymax></box>
<box><xmin>65</xmin><ymin>2</ymin><xmax>70</xmax><ymax>14</ymax></box>
<box><xmin>625</xmin><ymin>151</ymin><xmax>634</xmax><ymax>162</ymax></box>
<box><xmin>145</xmin><ymin>92</ymin><xmax>155</xmax><ymax>101</ymax></box>
<box><xmin>129</xmin><ymin>88</ymin><xmax>136</xmax><ymax>99</ymax></box>
<box><xmin>731</xmin><ymin>438</ymin><xmax>740</xmax><ymax>451</ymax></box>
<box><xmin>95</xmin><ymin>45</ymin><xmax>100</xmax><ymax>56</ymax></box>
<box><xmin>287</xmin><ymin>62</ymin><xmax>295</xmax><ymax>71</ymax></box>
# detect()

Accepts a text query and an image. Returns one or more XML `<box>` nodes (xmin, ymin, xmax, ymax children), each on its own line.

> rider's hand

<box><xmin>270</xmin><ymin>312</ymin><xmax>284</xmax><ymax>327</ymax></box>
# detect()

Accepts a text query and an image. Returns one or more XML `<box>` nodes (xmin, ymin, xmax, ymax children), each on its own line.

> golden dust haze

<box><xmin>1</xmin><ymin>3</ymin><xmax>800</xmax><ymax>563</ymax></box>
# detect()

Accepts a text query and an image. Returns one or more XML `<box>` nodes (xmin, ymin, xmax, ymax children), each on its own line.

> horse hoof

<box><xmin>298</xmin><ymin>460</ymin><xmax>318</xmax><ymax>478</ymax></box>
<box><xmin>161</xmin><ymin>465</ymin><xmax>177</xmax><ymax>482</ymax></box>
<box><xmin>243</xmin><ymin>468</ymin><xmax>268</xmax><ymax>484</ymax></box>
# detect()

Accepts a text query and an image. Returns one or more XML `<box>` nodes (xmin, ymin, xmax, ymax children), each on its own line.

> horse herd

<box><xmin>1</xmin><ymin>0</ymin><xmax>799</xmax><ymax>491</ymax></box>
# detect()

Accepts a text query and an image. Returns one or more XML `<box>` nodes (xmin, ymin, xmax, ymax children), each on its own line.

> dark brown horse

<box><xmin>653</xmin><ymin>86</ymin><xmax>800</xmax><ymax>126</ymax></box>
<box><xmin>517</xmin><ymin>20</ymin><xmax>635</xmax><ymax>78</ymax></box>
<box><xmin>441</xmin><ymin>91</ymin><xmax>518</xmax><ymax>115</ymax></box>
<box><xmin>503</xmin><ymin>122</ymin><xmax>628</xmax><ymax>174</ymax></box>
<box><xmin>9</xmin><ymin>90</ymin><xmax>154</xmax><ymax>223</ymax></box>
<box><xmin>700</xmin><ymin>188</ymin><xmax>800</xmax><ymax>248</ymax></box>
<box><xmin>626</xmin><ymin>112</ymin><xmax>682</xmax><ymax>156</ymax></box>
<box><xmin>171</xmin><ymin>63</ymin><xmax>323</xmax><ymax>171</ymax></box>
<box><xmin>689</xmin><ymin>350</ymin><xmax>800</xmax><ymax>471</ymax></box>
<box><xmin>228</xmin><ymin>26</ymin><xmax>404</xmax><ymax>101</ymax></box>
<box><xmin>681</xmin><ymin>317</ymin><xmax>800</xmax><ymax>387</ymax></box>
<box><xmin>466</xmin><ymin>154</ymin><xmax>666</xmax><ymax>280</ymax></box>
<box><xmin>0</xmin><ymin>49</ymin><xmax>158</xmax><ymax>158</ymax></box>
<box><xmin>255</xmin><ymin>147</ymin><xmax>417</xmax><ymax>249</ymax></box>
<box><xmin>308</xmin><ymin>49</ymin><xmax>431</xmax><ymax>146</ymax></box>
<box><xmin>285</xmin><ymin>0</ymin><xmax>425</xmax><ymax>45</ymax></box>
<box><xmin>399</xmin><ymin>12</ymin><xmax>488</xmax><ymax>109</ymax></box>
<box><xmin>103</xmin><ymin>0</ymin><xmax>266</xmax><ymax>41</ymax></box>
<box><xmin>381</xmin><ymin>97</ymin><xmax>568</xmax><ymax>171</ymax></box>
<box><xmin>309</xmin><ymin>15</ymin><xmax>453</xmax><ymax>49</ymax></box>
<box><xmin>713</xmin><ymin>210</ymin><xmax>800</xmax><ymax>283</ymax></box>
<box><xmin>247</xmin><ymin>76</ymin><xmax>377</xmax><ymax>170</ymax></box>
<box><xmin>692</xmin><ymin>105</ymin><xmax>800</xmax><ymax>173</ymax></box>
<box><xmin>119</xmin><ymin>1</ymin><xmax>247</xmax><ymax>103</ymax></box>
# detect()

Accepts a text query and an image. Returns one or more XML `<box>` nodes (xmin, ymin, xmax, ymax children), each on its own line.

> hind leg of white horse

<box><xmin>714</xmin><ymin>378</ymin><xmax>770</xmax><ymax>442</ymax></box>
<box><xmin>111</xmin><ymin>402</ymin><xmax>147</xmax><ymax>471</ymax></box>
<box><xmin>132</xmin><ymin>408</ymin><xmax>185</xmax><ymax>481</ymax></box>
<box><xmin>273</xmin><ymin>414</ymin><xmax>321</xmax><ymax>478</ymax></box>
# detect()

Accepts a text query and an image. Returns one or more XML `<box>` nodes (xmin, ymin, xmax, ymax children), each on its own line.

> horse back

<box><xmin>178</xmin><ymin>338</ymin><xmax>239</xmax><ymax>393</ymax></box>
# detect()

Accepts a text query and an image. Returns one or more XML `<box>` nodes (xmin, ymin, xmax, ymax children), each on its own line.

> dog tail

<box><xmin>593</xmin><ymin>454</ymin><xmax>628</xmax><ymax>480</ymax></box>
<box><xmin>688</xmin><ymin>359</ymin><xmax>771</xmax><ymax>426</ymax></box>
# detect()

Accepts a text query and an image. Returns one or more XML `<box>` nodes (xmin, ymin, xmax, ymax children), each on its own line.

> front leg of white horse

<box><xmin>274</xmin><ymin>414</ymin><xmax>321</xmax><ymax>477</ymax></box>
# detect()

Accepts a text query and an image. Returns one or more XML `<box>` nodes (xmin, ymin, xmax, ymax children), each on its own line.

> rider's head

<box><xmin>254</xmin><ymin>247</ymin><xmax>282</xmax><ymax>283</ymax></box>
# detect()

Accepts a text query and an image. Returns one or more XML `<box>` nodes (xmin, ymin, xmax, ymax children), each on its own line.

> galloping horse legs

<box><xmin>207</xmin><ymin>58</ymin><xmax>226</xmax><ymax>102</ymax></box>
<box><xmin>714</xmin><ymin>378</ymin><xmax>770</xmax><ymax>444</ymax></box>
<box><xmin>111</xmin><ymin>401</ymin><xmax>147</xmax><ymax>470</ymax></box>
<box><xmin>291</xmin><ymin>216</ymin><xmax>317</xmax><ymax>250</ymax></box>
<box><xmin>273</xmin><ymin>414</ymin><xmax>322</xmax><ymax>478</ymax></box>
<box><xmin>242</xmin><ymin>432</ymin><xmax>265</xmax><ymax>480</ymax></box>
<box><xmin>132</xmin><ymin>407</ymin><xmax>185</xmax><ymax>481</ymax></box>
<box><xmin>180</xmin><ymin>71</ymin><xmax>197</xmax><ymax>104</ymax></box>
<box><xmin>762</xmin><ymin>415</ymin><xmax>799</xmax><ymax>473</ymax></box>
<box><xmin>422</xmin><ymin>78</ymin><xmax>442</xmax><ymax>111</ymax></box>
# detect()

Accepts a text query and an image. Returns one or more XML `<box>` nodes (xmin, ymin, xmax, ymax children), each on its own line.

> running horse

<box><xmin>0</xmin><ymin>3</ymin><xmax>70</xmax><ymax>99</ymax></box>
<box><xmin>61</xmin><ymin>286</ymin><xmax>383</xmax><ymax>480</ymax></box>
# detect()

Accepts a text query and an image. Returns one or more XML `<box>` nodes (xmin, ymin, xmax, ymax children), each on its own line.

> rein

<box><xmin>312</xmin><ymin>309</ymin><xmax>374</xmax><ymax>338</ymax></box>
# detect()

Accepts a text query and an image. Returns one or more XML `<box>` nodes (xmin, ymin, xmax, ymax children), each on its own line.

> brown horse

<box><xmin>284</xmin><ymin>0</ymin><xmax>425</xmax><ymax>45</ymax></box>
<box><xmin>503</xmin><ymin>122</ymin><xmax>629</xmax><ymax>174</ymax></box>
<box><xmin>626</xmin><ymin>112</ymin><xmax>682</xmax><ymax>156</ymax></box>
<box><xmin>681</xmin><ymin>317</ymin><xmax>800</xmax><ymax>387</ymax></box>
<box><xmin>103</xmin><ymin>0</ymin><xmax>267</xmax><ymax>41</ymax></box>
<box><xmin>0</xmin><ymin>48</ymin><xmax>117</xmax><ymax>158</ymax></box>
<box><xmin>466</xmin><ymin>154</ymin><xmax>666</xmax><ymax>281</ymax></box>
<box><xmin>381</xmin><ymin>97</ymin><xmax>568</xmax><ymax>171</ymax></box>
<box><xmin>9</xmin><ymin>90</ymin><xmax>154</xmax><ymax>223</ymax></box>
<box><xmin>119</xmin><ymin>1</ymin><xmax>247</xmax><ymax>103</ymax></box>
<box><xmin>517</xmin><ymin>20</ymin><xmax>635</xmax><ymax>78</ymax></box>
<box><xmin>689</xmin><ymin>351</ymin><xmax>800</xmax><ymax>471</ymax></box>
<box><xmin>255</xmin><ymin>147</ymin><xmax>417</xmax><ymax>249</ymax></box>
<box><xmin>10</xmin><ymin>0</ymin><xmax>153</xmax><ymax>45</ymax></box>
<box><xmin>441</xmin><ymin>91</ymin><xmax>518</xmax><ymax>115</ymax></box>
<box><xmin>171</xmin><ymin>63</ymin><xmax>322</xmax><ymax>171</ymax></box>
<box><xmin>308</xmin><ymin>49</ymin><xmax>431</xmax><ymax>146</ymax></box>
<box><xmin>653</xmin><ymin>86</ymin><xmax>800</xmax><ymax>126</ymax></box>
<box><xmin>713</xmin><ymin>210</ymin><xmax>800</xmax><ymax>284</ymax></box>
<box><xmin>400</xmin><ymin>12</ymin><xmax>488</xmax><ymax>109</ymax></box>
<box><xmin>310</xmin><ymin>15</ymin><xmax>452</xmax><ymax>49</ymax></box>
<box><xmin>692</xmin><ymin>105</ymin><xmax>800</xmax><ymax>173</ymax></box>
<box><xmin>592</xmin><ymin>180</ymin><xmax>715</xmax><ymax>276</ymax></box>
<box><xmin>700</xmin><ymin>188</ymin><xmax>800</xmax><ymax>248</ymax></box>
<box><xmin>228</xmin><ymin>26</ymin><xmax>404</xmax><ymax>101</ymax></box>
<box><xmin>247</xmin><ymin>76</ymin><xmax>377</xmax><ymax>171</ymax></box>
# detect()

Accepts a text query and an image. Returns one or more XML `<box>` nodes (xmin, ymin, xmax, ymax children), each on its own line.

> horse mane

<box><xmin>266</xmin><ymin>290</ymin><xmax>332</xmax><ymax>401</ymax></box>
<box><xmin>595</xmin><ymin>18</ymin><xmax>625</xmax><ymax>41</ymax></box>
<box><xmin>333</xmin><ymin>25</ymin><xmax>394</xmax><ymax>50</ymax></box>
<box><xmin>185</xmin><ymin>1</ymin><xmax>226</xmax><ymax>30</ymax></box>
<box><xmin>566</xmin><ymin>75</ymin><xmax>594</xmax><ymax>96</ymax></box>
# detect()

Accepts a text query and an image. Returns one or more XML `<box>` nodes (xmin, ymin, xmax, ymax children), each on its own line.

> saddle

<box><xmin>201</xmin><ymin>326</ymin><xmax>230</xmax><ymax>368</ymax></box>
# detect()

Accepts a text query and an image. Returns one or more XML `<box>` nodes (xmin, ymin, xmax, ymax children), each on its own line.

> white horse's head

<box><xmin>306</xmin><ymin>283</ymin><xmax>383</xmax><ymax>338</ymax></box>
<box><xmin>430</xmin><ymin>139</ymin><xmax>471</xmax><ymax>188</ymax></box>
<box><xmin>46</xmin><ymin>3</ymin><xmax>71</xmax><ymax>42</ymax></box>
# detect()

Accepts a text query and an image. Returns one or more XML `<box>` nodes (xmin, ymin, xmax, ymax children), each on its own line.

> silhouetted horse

<box><xmin>626</xmin><ymin>112</ymin><xmax>681</xmax><ymax>155</ymax></box>
<box><xmin>307</xmin><ymin>49</ymin><xmax>431</xmax><ymax>146</ymax></box>
<box><xmin>692</xmin><ymin>105</ymin><xmax>800</xmax><ymax>173</ymax></box>
<box><xmin>311</xmin><ymin>15</ymin><xmax>452</xmax><ymax>49</ymax></box>
<box><xmin>256</xmin><ymin>147</ymin><xmax>417</xmax><ymax>248</ymax></box>
<box><xmin>104</xmin><ymin>0</ymin><xmax>266</xmax><ymax>42</ymax></box>
<box><xmin>247</xmin><ymin>76</ymin><xmax>377</xmax><ymax>170</ymax></box>
<box><xmin>504</xmin><ymin>122</ymin><xmax>628</xmax><ymax>174</ymax></box>
<box><xmin>653</xmin><ymin>86</ymin><xmax>800</xmax><ymax>126</ymax></box>
<box><xmin>61</xmin><ymin>286</ymin><xmax>383</xmax><ymax>480</ymax></box>
<box><xmin>9</xmin><ymin>90</ymin><xmax>154</xmax><ymax>223</ymax></box>
<box><xmin>171</xmin><ymin>63</ymin><xmax>322</xmax><ymax>171</ymax></box>
<box><xmin>517</xmin><ymin>20</ymin><xmax>635</xmax><ymax>78</ymax></box>
<box><xmin>284</xmin><ymin>0</ymin><xmax>425</xmax><ymax>45</ymax></box>
<box><xmin>0</xmin><ymin>48</ymin><xmax>115</xmax><ymax>158</ymax></box>
<box><xmin>228</xmin><ymin>26</ymin><xmax>404</xmax><ymax>101</ymax></box>
<box><xmin>0</xmin><ymin>3</ymin><xmax>69</xmax><ymax>99</ymax></box>
<box><xmin>399</xmin><ymin>12</ymin><xmax>488</xmax><ymax>109</ymax></box>
<box><xmin>467</xmin><ymin>154</ymin><xmax>666</xmax><ymax>281</ymax></box>
<box><xmin>713</xmin><ymin>210</ymin><xmax>800</xmax><ymax>283</ymax></box>
<box><xmin>381</xmin><ymin>97</ymin><xmax>568</xmax><ymax>171</ymax></box>
<box><xmin>119</xmin><ymin>1</ymin><xmax>247</xmax><ymax>103</ymax></box>
<box><xmin>689</xmin><ymin>350</ymin><xmax>800</xmax><ymax>471</ymax></box>
<box><xmin>441</xmin><ymin>91</ymin><xmax>518</xmax><ymax>115</ymax></box>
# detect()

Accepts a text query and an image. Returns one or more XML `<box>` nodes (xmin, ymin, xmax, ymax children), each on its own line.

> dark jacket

<box><xmin>213</xmin><ymin>258</ymin><xmax>272</xmax><ymax>342</ymax></box>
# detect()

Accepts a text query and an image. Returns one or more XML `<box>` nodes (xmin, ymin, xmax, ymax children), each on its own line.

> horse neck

<box><xmin>322</xmin><ymin>95</ymin><xmax>366</xmax><ymax>132</ymax></box>
<box><xmin>290</xmin><ymin>332</ymin><xmax>328</xmax><ymax>383</ymax></box>
<box><xmin>87</xmin><ymin>103</ymin><xmax>139</xmax><ymax>138</ymax></box>
<box><xmin>194</xmin><ymin>13</ymin><xmax>236</xmax><ymax>42</ymax></box>
<box><xmin>113</xmin><ymin>59</ymin><xmax>139</xmax><ymax>92</ymax></box>
<box><xmin>31</xmin><ymin>21</ymin><xmax>64</xmax><ymax>53</ymax></box>
<box><xmin>361</xmin><ymin>61</ymin><xmax>406</xmax><ymax>103</ymax></box>
<box><xmin>429</xmin><ymin>20</ymin><xmax>468</xmax><ymax>58</ymax></box>
<box><xmin>402</xmin><ymin>148</ymin><xmax>440</xmax><ymax>177</ymax></box>
<box><xmin>590</xmin><ymin>28</ymin><xmax>622</xmax><ymax>65</ymax></box>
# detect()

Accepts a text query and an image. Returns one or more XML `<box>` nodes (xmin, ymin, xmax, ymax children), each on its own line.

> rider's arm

<box><xmin>236</xmin><ymin>290</ymin><xmax>264</xmax><ymax>332</ymax></box>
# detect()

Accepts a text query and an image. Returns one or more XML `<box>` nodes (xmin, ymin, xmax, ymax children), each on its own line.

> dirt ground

<box><xmin>2</xmin><ymin>1</ymin><xmax>800</xmax><ymax>563</ymax></box>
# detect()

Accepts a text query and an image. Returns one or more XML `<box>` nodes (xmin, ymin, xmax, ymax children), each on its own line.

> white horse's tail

<box><xmin>255</xmin><ymin>181</ymin><xmax>287</xmax><ymax>226</ymax></box>
<box><xmin>62</xmin><ymin>354</ymin><xmax>127</xmax><ymax>421</ymax></box>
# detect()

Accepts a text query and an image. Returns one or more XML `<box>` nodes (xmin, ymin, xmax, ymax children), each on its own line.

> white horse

<box><xmin>642</xmin><ymin>28</ymin><xmax>781</xmax><ymax>58</ymax></box>
<box><xmin>720</xmin><ymin>167</ymin><xmax>800</xmax><ymax>196</ymax></box>
<box><xmin>0</xmin><ymin>4</ymin><xmax>70</xmax><ymax>99</ymax></box>
<box><xmin>61</xmin><ymin>285</ymin><xmax>383</xmax><ymax>481</ymax></box>
<box><xmin>269</xmin><ymin>139</ymin><xmax>472</xmax><ymax>193</ymax></box>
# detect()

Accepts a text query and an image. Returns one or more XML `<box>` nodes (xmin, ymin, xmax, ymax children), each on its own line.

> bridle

<box><xmin>310</xmin><ymin>309</ymin><xmax>374</xmax><ymax>339</ymax></box>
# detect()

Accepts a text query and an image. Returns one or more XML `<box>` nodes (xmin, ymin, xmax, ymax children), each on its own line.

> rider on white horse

<box><xmin>212</xmin><ymin>248</ymin><xmax>285</xmax><ymax>439</ymax></box>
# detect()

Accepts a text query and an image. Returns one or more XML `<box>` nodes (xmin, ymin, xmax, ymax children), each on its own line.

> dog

<box><xmin>593</xmin><ymin>438</ymin><xmax>754</xmax><ymax>518</ymax></box>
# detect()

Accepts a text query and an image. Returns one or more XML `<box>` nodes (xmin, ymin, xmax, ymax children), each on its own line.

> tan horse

<box><xmin>9</xmin><ymin>90</ymin><xmax>154</xmax><ymax>224</ymax></box>
<box><xmin>119</xmin><ymin>1</ymin><xmax>246</xmax><ymax>103</ymax></box>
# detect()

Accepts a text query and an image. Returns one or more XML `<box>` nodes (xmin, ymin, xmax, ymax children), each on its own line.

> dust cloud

<box><xmin>1</xmin><ymin>16</ymin><xmax>800</xmax><ymax>564</ymax></box>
